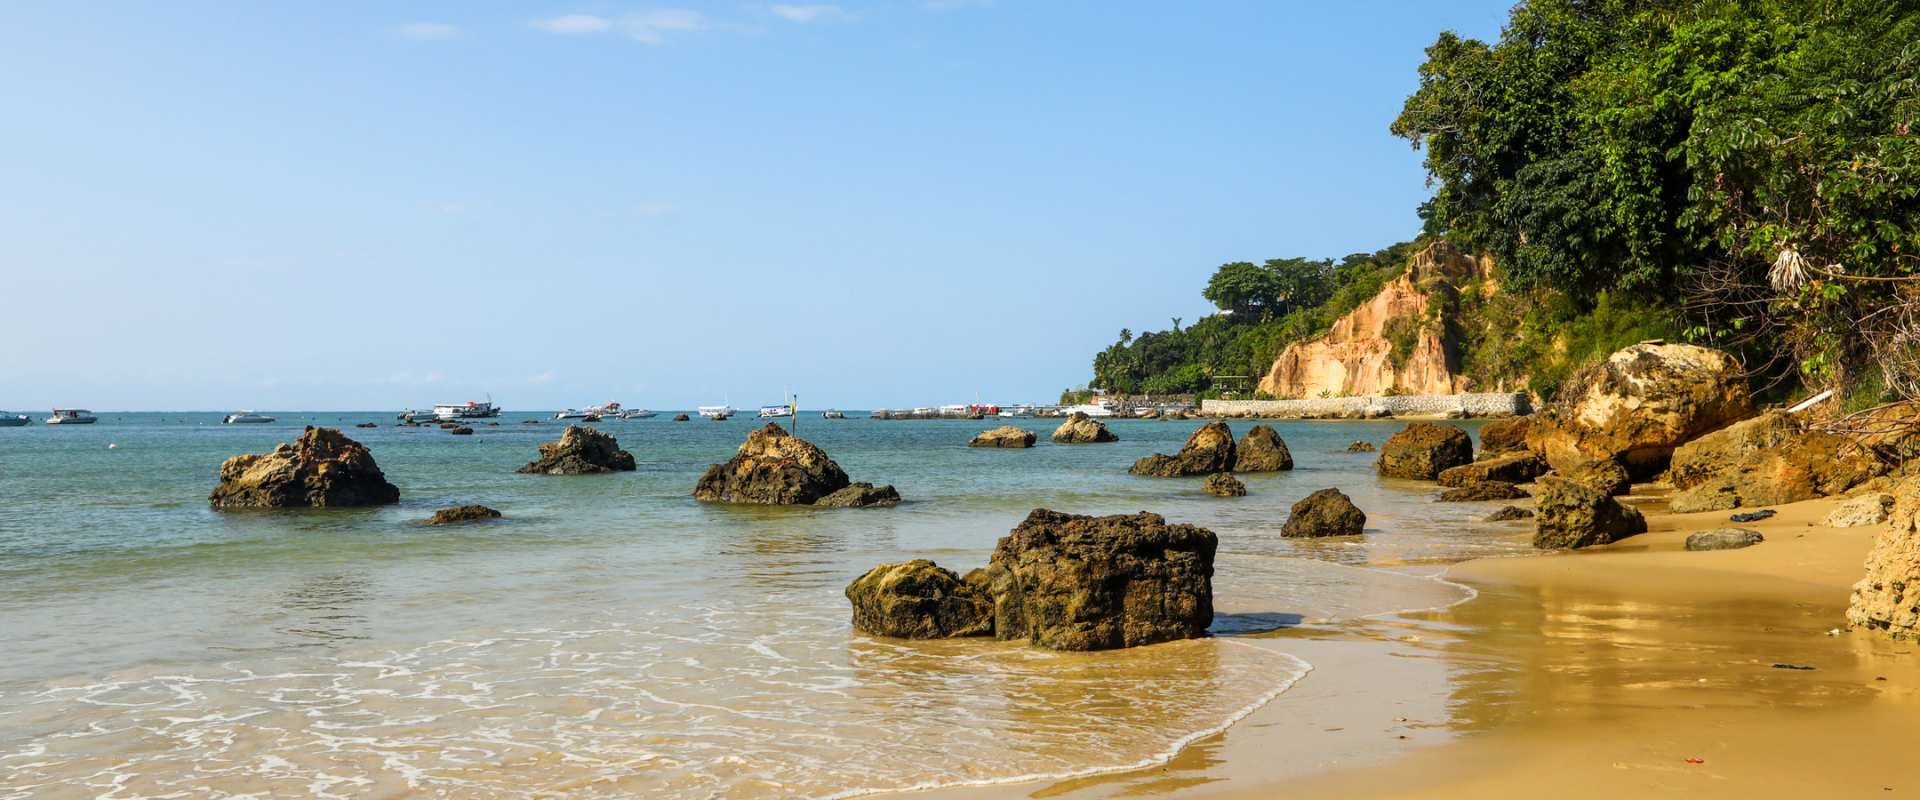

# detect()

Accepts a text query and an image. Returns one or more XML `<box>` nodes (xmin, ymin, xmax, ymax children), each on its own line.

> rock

<box><xmin>1668</xmin><ymin>428</ymin><xmax>1885</xmax><ymax>513</ymax></box>
<box><xmin>985</xmin><ymin>509</ymin><xmax>1216</xmax><ymax>651</ymax></box>
<box><xmin>354</xmin><ymin>422</ymin><xmax>377</xmax><ymax>429</ymax></box>
<box><xmin>1730</xmin><ymin>509</ymin><xmax>1777</xmax><ymax>523</ymax></box>
<box><xmin>1527</xmin><ymin>341</ymin><xmax>1754</xmax><ymax>479</ymax></box>
<box><xmin>816</xmin><ymin>482</ymin><xmax>902</xmax><ymax>508</ymax></box>
<box><xmin>1667</xmin><ymin>411</ymin><xmax>1802</xmax><ymax>489</ymax></box>
<box><xmin>1233</xmin><ymin>425</ymin><xmax>1294</xmax><ymax>472</ymax></box>
<box><xmin>1533</xmin><ymin>476</ymin><xmax>1647</xmax><ymax>549</ymax></box>
<box><xmin>1438</xmin><ymin>481</ymin><xmax>1530</xmax><ymax>502</ymax></box>
<box><xmin>1560</xmin><ymin>458</ymin><xmax>1632</xmax><ymax>497</ymax></box>
<box><xmin>1051</xmin><ymin>412</ymin><xmax>1119</xmax><ymax>444</ymax></box>
<box><xmin>1827</xmin><ymin>494</ymin><xmax>1896</xmax><ymax>528</ymax></box>
<box><xmin>1848</xmin><ymin>479</ymin><xmax>1920</xmax><ymax>639</ymax></box>
<box><xmin>517</xmin><ymin>425</ymin><xmax>637</xmax><ymax>475</ymax></box>
<box><xmin>694</xmin><ymin>423</ymin><xmax>892</xmax><ymax>506</ymax></box>
<box><xmin>1130</xmin><ymin>421</ymin><xmax>1236</xmax><ymax>477</ymax></box>
<box><xmin>1437</xmin><ymin>452</ymin><xmax>1547</xmax><ymax>487</ymax></box>
<box><xmin>969</xmin><ymin>425</ymin><xmax>1037</xmax><ymax>448</ymax></box>
<box><xmin>846</xmin><ymin>560</ymin><xmax>992</xmax><ymax>639</ymax></box>
<box><xmin>1485</xmin><ymin>505</ymin><xmax>1534</xmax><ymax>521</ymax></box>
<box><xmin>1377</xmin><ymin>422</ymin><xmax>1474</xmax><ymax>480</ymax></box>
<box><xmin>209</xmin><ymin>427</ymin><xmax>401</xmax><ymax>509</ymax></box>
<box><xmin>426</xmin><ymin>505</ymin><xmax>502</xmax><ymax>525</ymax></box>
<box><xmin>1685</xmin><ymin>528</ymin><xmax>1764</xmax><ymax>551</ymax></box>
<box><xmin>673</xmin><ymin>414</ymin><xmax>691</xmax><ymax>422</ymax></box>
<box><xmin>1478</xmin><ymin>416</ymin><xmax>1531</xmax><ymax>456</ymax></box>
<box><xmin>1281</xmin><ymin>488</ymin><xmax>1367</xmax><ymax>538</ymax></box>
<box><xmin>521</xmin><ymin>419</ymin><xmax>543</xmax><ymax>424</ymax></box>
<box><xmin>449</xmin><ymin>426</ymin><xmax>474</xmax><ymax>436</ymax></box>
<box><xmin>1347</xmin><ymin>440</ymin><xmax>1376</xmax><ymax>452</ymax></box>
<box><xmin>1203</xmin><ymin>473</ymin><xmax>1247</xmax><ymax>497</ymax></box>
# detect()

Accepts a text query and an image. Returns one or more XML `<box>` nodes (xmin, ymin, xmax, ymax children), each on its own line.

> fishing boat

<box><xmin>821</xmin><ymin>409</ymin><xmax>846</xmax><ymax>419</ymax></box>
<box><xmin>223</xmin><ymin>411</ymin><xmax>275</xmax><ymax>424</ymax></box>
<box><xmin>0</xmin><ymin>413</ymin><xmax>28</xmax><ymax>427</ymax></box>
<box><xmin>434</xmin><ymin>399</ymin><xmax>502</xmax><ymax>420</ymax></box>
<box><xmin>45</xmin><ymin>409</ymin><xmax>98</xmax><ymax>425</ymax></box>
<box><xmin>758</xmin><ymin>403</ymin><xmax>794</xmax><ymax>419</ymax></box>
<box><xmin>698</xmin><ymin>405</ymin><xmax>735</xmax><ymax>420</ymax></box>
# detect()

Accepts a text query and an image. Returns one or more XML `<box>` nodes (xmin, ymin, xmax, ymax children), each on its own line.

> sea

<box><xmin>0</xmin><ymin>412</ymin><xmax>1534</xmax><ymax>798</ymax></box>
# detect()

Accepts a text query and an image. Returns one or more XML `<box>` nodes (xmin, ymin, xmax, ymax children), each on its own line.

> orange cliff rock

<box><xmin>1258</xmin><ymin>241</ymin><xmax>1492</xmax><ymax>398</ymax></box>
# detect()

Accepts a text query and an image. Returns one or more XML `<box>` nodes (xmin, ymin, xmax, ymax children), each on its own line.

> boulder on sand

<box><xmin>1828</xmin><ymin>494</ymin><xmax>1896</xmax><ymax>528</ymax></box>
<box><xmin>1051</xmin><ymin>412</ymin><xmax>1118</xmax><ymax>444</ymax></box>
<box><xmin>1666</xmin><ymin>411</ymin><xmax>1802</xmax><ymax>490</ymax></box>
<box><xmin>1527</xmin><ymin>341</ymin><xmax>1754</xmax><ymax>479</ymax></box>
<box><xmin>1438</xmin><ymin>481</ymin><xmax>1530</xmax><ymax>502</ymax></box>
<box><xmin>1848</xmin><ymin>479</ymin><xmax>1920</xmax><ymax>639</ymax></box>
<box><xmin>1685</xmin><ymin>528</ymin><xmax>1764</xmax><ymax>551</ymax></box>
<box><xmin>1130</xmin><ymin>421</ymin><xmax>1236</xmax><ymax>477</ymax></box>
<box><xmin>427</xmin><ymin>505</ymin><xmax>502</xmax><ymax>525</ymax></box>
<box><xmin>694</xmin><ymin>423</ymin><xmax>897</xmax><ymax>506</ymax></box>
<box><xmin>210</xmin><ymin>427</ymin><xmax>401</xmax><ymax>509</ymax></box>
<box><xmin>1668</xmin><ymin>426</ymin><xmax>1885</xmax><ymax>513</ymax></box>
<box><xmin>985</xmin><ymin>509</ymin><xmax>1216</xmax><ymax>651</ymax></box>
<box><xmin>1281</xmin><ymin>488</ymin><xmax>1367</xmax><ymax>538</ymax></box>
<box><xmin>846</xmin><ymin>560</ymin><xmax>992</xmax><ymax>639</ymax></box>
<box><xmin>1437</xmin><ymin>452</ymin><xmax>1546</xmax><ymax>487</ymax></box>
<box><xmin>1203</xmin><ymin>473</ymin><xmax>1247</xmax><ymax>497</ymax></box>
<box><xmin>1377</xmin><ymin>422</ymin><xmax>1473</xmax><ymax>480</ymax></box>
<box><xmin>969</xmin><ymin>425</ymin><xmax>1037</xmax><ymax>448</ymax></box>
<box><xmin>1533</xmin><ymin>476</ymin><xmax>1647</xmax><ymax>549</ymax></box>
<box><xmin>816</xmin><ymin>482</ymin><xmax>902</xmax><ymax>508</ymax></box>
<box><xmin>1233</xmin><ymin>425</ymin><xmax>1294</xmax><ymax>472</ymax></box>
<box><xmin>1478</xmin><ymin>416</ymin><xmax>1532</xmax><ymax>456</ymax></box>
<box><xmin>517</xmin><ymin>425</ymin><xmax>636</xmax><ymax>475</ymax></box>
<box><xmin>1558</xmin><ymin>458</ymin><xmax>1632</xmax><ymax>497</ymax></box>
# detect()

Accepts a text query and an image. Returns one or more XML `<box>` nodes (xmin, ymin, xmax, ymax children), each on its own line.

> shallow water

<box><xmin>0</xmin><ymin>413</ymin><xmax>1531</xmax><ymax>797</ymax></box>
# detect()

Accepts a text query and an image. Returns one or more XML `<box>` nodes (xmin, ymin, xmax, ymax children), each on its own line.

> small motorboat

<box><xmin>821</xmin><ymin>409</ymin><xmax>846</xmax><ymax>419</ymax></box>
<box><xmin>758</xmin><ymin>403</ymin><xmax>794</xmax><ymax>419</ymax></box>
<box><xmin>46</xmin><ymin>409</ymin><xmax>98</xmax><ymax>425</ymax></box>
<box><xmin>0</xmin><ymin>413</ymin><xmax>28</xmax><ymax>427</ymax></box>
<box><xmin>223</xmin><ymin>411</ymin><xmax>275</xmax><ymax>424</ymax></box>
<box><xmin>620</xmin><ymin>409</ymin><xmax>657</xmax><ymax>419</ymax></box>
<box><xmin>553</xmin><ymin>409</ymin><xmax>593</xmax><ymax>420</ymax></box>
<box><xmin>698</xmin><ymin>405</ymin><xmax>735</xmax><ymax>420</ymax></box>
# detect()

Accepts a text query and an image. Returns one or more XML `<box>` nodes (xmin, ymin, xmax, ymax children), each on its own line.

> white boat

<box><xmin>434</xmin><ymin>399</ymin><xmax>502</xmax><ymax>420</ymax></box>
<box><xmin>620</xmin><ymin>409</ymin><xmax>657</xmax><ymax>419</ymax></box>
<box><xmin>698</xmin><ymin>405</ymin><xmax>735</xmax><ymax>420</ymax></box>
<box><xmin>223</xmin><ymin>411</ymin><xmax>275</xmax><ymax>424</ymax></box>
<box><xmin>758</xmin><ymin>403</ymin><xmax>794</xmax><ymax>419</ymax></box>
<box><xmin>0</xmin><ymin>413</ymin><xmax>28</xmax><ymax>427</ymax></box>
<box><xmin>553</xmin><ymin>409</ymin><xmax>594</xmax><ymax>420</ymax></box>
<box><xmin>821</xmin><ymin>409</ymin><xmax>846</xmax><ymax>419</ymax></box>
<box><xmin>1057</xmin><ymin>403</ymin><xmax>1115</xmax><ymax>418</ymax></box>
<box><xmin>46</xmin><ymin>409</ymin><xmax>98</xmax><ymax>425</ymax></box>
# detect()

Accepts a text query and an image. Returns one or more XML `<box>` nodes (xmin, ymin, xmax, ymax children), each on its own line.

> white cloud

<box><xmin>771</xmin><ymin>4</ymin><xmax>847</xmax><ymax>23</ymax></box>
<box><xmin>532</xmin><ymin>14</ymin><xmax>613</xmax><ymax>35</ymax></box>
<box><xmin>397</xmin><ymin>22</ymin><xmax>460</xmax><ymax>40</ymax></box>
<box><xmin>621</xmin><ymin>10</ymin><xmax>705</xmax><ymax>44</ymax></box>
<box><xmin>527</xmin><ymin>371</ymin><xmax>557</xmax><ymax>385</ymax></box>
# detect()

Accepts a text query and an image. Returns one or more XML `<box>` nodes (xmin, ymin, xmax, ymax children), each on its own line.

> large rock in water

<box><xmin>1527</xmin><ymin>341</ymin><xmax>1754</xmax><ymax>479</ymax></box>
<box><xmin>816</xmin><ymin>482</ymin><xmax>902</xmax><ymax>508</ymax></box>
<box><xmin>1377</xmin><ymin>422</ymin><xmax>1473</xmax><ymax>480</ymax></box>
<box><xmin>1667</xmin><ymin>426</ymin><xmax>1885</xmax><ymax>513</ymax></box>
<box><xmin>1051</xmin><ymin>412</ymin><xmax>1118</xmax><ymax>444</ymax></box>
<box><xmin>1130</xmin><ymin>421</ymin><xmax>1236</xmax><ymax>477</ymax></box>
<box><xmin>1203</xmin><ymin>473</ymin><xmax>1246</xmax><ymax>497</ymax></box>
<box><xmin>1233</xmin><ymin>425</ymin><xmax>1294</xmax><ymax>472</ymax></box>
<box><xmin>1281</xmin><ymin>488</ymin><xmax>1367</xmax><ymax>537</ymax></box>
<box><xmin>969</xmin><ymin>425</ymin><xmax>1036</xmax><ymax>448</ymax></box>
<box><xmin>985</xmin><ymin>509</ymin><xmax>1216</xmax><ymax>651</ymax></box>
<box><xmin>210</xmin><ymin>427</ymin><xmax>401</xmax><ymax>509</ymax></box>
<box><xmin>694</xmin><ymin>423</ymin><xmax>878</xmax><ymax>505</ymax></box>
<box><xmin>1478</xmin><ymin>416</ymin><xmax>1532</xmax><ymax>456</ymax></box>
<box><xmin>1533</xmin><ymin>476</ymin><xmax>1647</xmax><ymax>549</ymax></box>
<box><xmin>1437</xmin><ymin>452</ymin><xmax>1546</xmax><ymax>487</ymax></box>
<box><xmin>846</xmin><ymin>560</ymin><xmax>992</xmax><ymax>639</ymax></box>
<box><xmin>518</xmin><ymin>425</ymin><xmax>636</xmax><ymax>475</ymax></box>
<box><xmin>427</xmin><ymin>505</ymin><xmax>502</xmax><ymax>525</ymax></box>
<box><xmin>1849</xmin><ymin>479</ymin><xmax>1920</xmax><ymax>639</ymax></box>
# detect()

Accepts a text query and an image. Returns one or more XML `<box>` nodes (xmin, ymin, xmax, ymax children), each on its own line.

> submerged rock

<box><xmin>1346</xmin><ymin>440</ymin><xmax>1377</xmax><ymax>452</ymax></box>
<box><xmin>969</xmin><ymin>425</ymin><xmax>1036</xmax><ymax>448</ymax></box>
<box><xmin>1478</xmin><ymin>416</ymin><xmax>1532</xmax><ymax>456</ymax></box>
<box><xmin>1202</xmin><ymin>473</ymin><xmax>1246</xmax><ymax>497</ymax></box>
<box><xmin>985</xmin><ymin>509</ymin><xmax>1216</xmax><ymax>651</ymax></box>
<box><xmin>1828</xmin><ymin>494</ymin><xmax>1896</xmax><ymax>528</ymax></box>
<box><xmin>210</xmin><ymin>427</ymin><xmax>401</xmax><ymax>509</ymax></box>
<box><xmin>1281</xmin><ymin>488</ymin><xmax>1366</xmax><ymax>538</ymax></box>
<box><xmin>354</xmin><ymin>422</ymin><xmax>378</xmax><ymax>429</ymax></box>
<box><xmin>1233</xmin><ymin>425</ymin><xmax>1294</xmax><ymax>472</ymax></box>
<box><xmin>427</xmin><ymin>505</ymin><xmax>502</xmax><ymax>525</ymax></box>
<box><xmin>673</xmin><ymin>414</ymin><xmax>691</xmax><ymax>422</ymax></box>
<box><xmin>1438</xmin><ymin>452</ymin><xmax>1546</xmax><ymax>487</ymax></box>
<box><xmin>1848</xmin><ymin>479</ymin><xmax>1920</xmax><ymax>639</ymax></box>
<box><xmin>846</xmin><ymin>560</ymin><xmax>992</xmax><ymax>639</ymax></box>
<box><xmin>449</xmin><ymin>426</ymin><xmax>474</xmax><ymax>436</ymax></box>
<box><xmin>1485</xmin><ymin>505</ymin><xmax>1535</xmax><ymax>522</ymax></box>
<box><xmin>1685</xmin><ymin>528</ymin><xmax>1764</xmax><ymax>551</ymax></box>
<box><xmin>1533</xmin><ymin>476</ymin><xmax>1646</xmax><ymax>549</ymax></box>
<box><xmin>816</xmin><ymin>482</ymin><xmax>902</xmax><ymax>508</ymax></box>
<box><xmin>1527</xmin><ymin>341</ymin><xmax>1754</xmax><ymax>479</ymax></box>
<box><xmin>517</xmin><ymin>425</ymin><xmax>636</xmax><ymax>475</ymax></box>
<box><xmin>1438</xmin><ymin>481</ymin><xmax>1530</xmax><ymax>502</ymax></box>
<box><xmin>1129</xmin><ymin>421</ymin><xmax>1236</xmax><ymax>477</ymax></box>
<box><xmin>694</xmin><ymin>423</ymin><xmax>896</xmax><ymax>506</ymax></box>
<box><xmin>1377</xmin><ymin>422</ymin><xmax>1473</xmax><ymax>480</ymax></box>
<box><xmin>1051</xmin><ymin>412</ymin><xmax>1118</xmax><ymax>444</ymax></box>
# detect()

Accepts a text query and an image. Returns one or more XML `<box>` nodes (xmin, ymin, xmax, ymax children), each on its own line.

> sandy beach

<box><xmin>900</xmin><ymin>488</ymin><xmax>1920</xmax><ymax>800</ymax></box>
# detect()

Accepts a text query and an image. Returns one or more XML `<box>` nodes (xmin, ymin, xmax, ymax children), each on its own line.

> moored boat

<box><xmin>821</xmin><ymin>409</ymin><xmax>846</xmax><ymax>419</ymax></box>
<box><xmin>758</xmin><ymin>403</ymin><xmax>794</xmax><ymax>419</ymax></box>
<box><xmin>553</xmin><ymin>409</ymin><xmax>593</xmax><ymax>420</ymax></box>
<box><xmin>45</xmin><ymin>409</ymin><xmax>98</xmax><ymax>425</ymax></box>
<box><xmin>223</xmin><ymin>411</ymin><xmax>275</xmax><ymax>424</ymax></box>
<box><xmin>620</xmin><ymin>409</ymin><xmax>657</xmax><ymax>419</ymax></box>
<box><xmin>698</xmin><ymin>405</ymin><xmax>735</xmax><ymax>420</ymax></box>
<box><xmin>0</xmin><ymin>413</ymin><xmax>28</xmax><ymax>427</ymax></box>
<box><xmin>434</xmin><ymin>399</ymin><xmax>502</xmax><ymax>420</ymax></box>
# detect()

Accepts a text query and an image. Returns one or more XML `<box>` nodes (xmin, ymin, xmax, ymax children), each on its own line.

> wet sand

<box><xmin>899</xmin><ymin>489</ymin><xmax>1920</xmax><ymax>799</ymax></box>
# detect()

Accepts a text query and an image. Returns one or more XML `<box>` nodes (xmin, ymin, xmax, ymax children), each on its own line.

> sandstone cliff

<box><xmin>1259</xmin><ymin>241</ymin><xmax>1490</xmax><ymax>398</ymax></box>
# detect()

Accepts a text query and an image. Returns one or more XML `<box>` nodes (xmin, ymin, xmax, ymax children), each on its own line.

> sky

<box><xmin>0</xmin><ymin>1</ymin><xmax>1513</xmax><ymax>411</ymax></box>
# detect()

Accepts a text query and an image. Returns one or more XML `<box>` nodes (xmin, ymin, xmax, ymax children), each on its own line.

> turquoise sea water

<box><xmin>0</xmin><ymin>413</ymin><xmax>1530</xmax><ymax>798</ymax></box>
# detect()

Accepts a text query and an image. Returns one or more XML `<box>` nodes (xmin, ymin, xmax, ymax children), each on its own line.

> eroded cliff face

<box><xmin>1258</xmin><ymin>241</ymin><xmax>1489</xmax><ymax>398</ymax></box>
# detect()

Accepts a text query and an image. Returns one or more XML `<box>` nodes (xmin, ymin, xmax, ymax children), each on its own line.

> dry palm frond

<box><xmin>1768</xmin><ymin>246</ymin><xmax>1808</xmax><ymax>292</ymax></box>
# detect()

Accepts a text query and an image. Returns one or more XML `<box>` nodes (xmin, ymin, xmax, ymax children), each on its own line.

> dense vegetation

<box><xmin>1084</xmin><ymin>0</ymin><xmax>1918</xmax><ymax>406</ymax></box>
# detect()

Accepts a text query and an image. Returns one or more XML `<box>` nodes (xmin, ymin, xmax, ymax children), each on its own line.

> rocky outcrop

<box><xmin>210</xmin><ymin>427</ymin><xmax>401</xmax><ymax>509</ymax></box>
<box><xmin>1438</xmin><ymin>481</ymin><xmax>1529</xmax><ymax>502</ymax></box>
<box><xmin>694</xmin><ymin>423</ymin><xmax>898</xmax><ymax>506</ymax></box>
<box><xmin>1233</xmin><ymin>425</ymin><xmax>1294</xmax><ymax>472</ymax></box>
<box><xmin>1258</xmin><ymin>241</ymin><xmax>1489</xmax><ymax>398</ymax></box>
<box><xmin>1051</xmin><ymin>412</ymin><xmax>1118</xmax><ymax>444</ymax></box>
<box><xmin>816</xmin><ymin>482</ymin><xmax>902</xmax><ymax>508</ymax></box>
<box><xmin>1828</xmin><ymin>494</ymin><xmax>1896</xmax><ymax>528</ymax></box>
<box><xmin>1527</xmin><ymin>341</ymin><xmax>1754</xmax><ymax>478</ymax></box>
<box><xmin>1437</xmin><ymin>452</ymin><xmax>1546</xmax><ymax>487</ymax></box>
<box><xmin>427</xmin><ymin>505</ymin><xmax>501</xmax><ymax>525</ymax></box>
<box><xmin>1281</xmin><ymin>488</ymin><xmax>1367</xmax><ymax>537</ymax></box>
<box><xmin>1557</xmin><ymin>458</ymin><xmax>1632</xmax><ymax>497</ymax></box>
<box><xmin>846</xmin><ymin>560</ymin><xmax>992</xmax><ymax>639</ymax></box>
<box><xmin>518</xmin><ymin>425</ymin><xmax>636</xmax><ymax>475</ymax></box>
<box><xmin>1667</xmin><ymin>412</ymin><xmax>1802</xmax><ymax>489</ymax></box>
<box><xmin>969</xmin><ymin>425</ymin><xmax>1036</xmax><ymax>448</ymax></box>
<box><xmin>1203</xmin><ymin>473</ymin><xmax>1246</xmax><ymax>497</ymax></box>
<box><xmin>1667</xmin><ymin>427</ymin><xmax>1884</xmax><ymax>513</ymax></box>
<box><xmin>1685</xmin><ymin>528</ymin><xmax>1764</xmax><ymax>551</ymax></box>
<box><xmin>1486</xmin><ymin>505</ymin><xmax>1535</xmax><ymax>521</ymax></box>
<box><xmin>985</xmin><ymin>509</ymin><xmax>1216</xmax><ymax>651</ymax></box>
<box><xmin>1130</xmin><ymin>421</ymin><xmax>1236</xmax><ymax>477</ymax></box>
<box><xmin>1533</xmin><ymin>476</ymin><xmax>1647</xmax><ymax>549</ymax></box>
<box><xmin>1478</xmin><ymin>416</ymin><xmax>1531</xmax><ymax>456</ymax></box>
<box><xmin>1377</xmin><ymin>422</ymin><xmax>1473</xmax><ymax>480</ymax></box>
<box><xmin>1848</xmin><ymin>479</ymin><xmax>1920</xmax><ymax>639</ymax></box>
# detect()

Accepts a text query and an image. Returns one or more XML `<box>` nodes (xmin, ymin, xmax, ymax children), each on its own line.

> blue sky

<box><xmin>0</xmin><ymin>1</ymin><xmax>1511</xmax><ymax>411</ymax></box>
